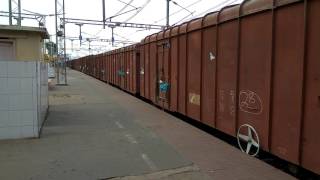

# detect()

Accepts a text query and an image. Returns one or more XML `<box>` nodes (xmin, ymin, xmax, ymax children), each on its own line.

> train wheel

<box><xmin>237</xmin><ymin>124</ymin><xmax>260</xmax><ymax>156</ymax></box>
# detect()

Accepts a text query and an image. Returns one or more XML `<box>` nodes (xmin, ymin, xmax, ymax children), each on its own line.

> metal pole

<box><xmin>17</xmin><ymin>0</ymin><xmax>21</xmax><ymax>26</ymax></box>
<box><xmin>166</xmin><ymin>0</ymin><xmax>170</xmax><ymax>27</ymax></box>
<box><xmin>55</xmin><ymin>0</ymin><xmax>60</xmax><ymax>84</ymax></box>
<box><xmin>71</xmin><ymin>40</ymin><xmax>73</xmax><ymax>51</ymax></box>
<box><xmin>8</xmin><ymin>0</ymin><xmax>12</xmax><ymax>25</ymax></box>
<box><xmin>77</xmin><ymin>24</ymin><xmax>83</xmax><ymax>46</ymax></box>
<box><xmin>111</xmin><ymin>27</ymin><xmax>114</xmax><ymax>46</ymax></box>
<box><xmin>88</xmin><ymin>40</ymin><xmax>91</xmax><ymax>55</ymax></box>
<box><xmin>102</xmin><ymin>0</ymin><xmax>106</xmax><ymax>29</ymax></box>
<box><xmin>63</xmin><ymin>0</ymin><xmax>67</xmax><ymax>84</ymax></box>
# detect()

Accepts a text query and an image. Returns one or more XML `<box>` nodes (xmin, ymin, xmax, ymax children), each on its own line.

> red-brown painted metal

<box><xmin>125</xmin><ymin>47</ymin><xmax>130</xmax><ymax>92</ymax></box>
<box><xmin>156</xmin><ymin>31</ymin><xmax>164</xmax><ymax>107</ymax></box>
<box><xmin>155</xmin><ymin>30</ymin><xmax>171</xmax><ymax>109</ymax></box>
<box><xmin>116</xmin><ymin>49</ymin><xmax>121</xmax><ymax>87</ymax></box>
<box><xmin>144</xmin><ymin>37</ymin><xmax>150</xmax><ymax>100</ymax></box>
<box><xmin>113</xmin><ymin>53</ymin><xmax>117</xmax><ymax>84</ymax></box>
<box><xmin>112</xmin><ymin>51</ymin><xmax>115</xmax><ymax>85</ymax></box>
<box><xmin>108</xmin><ymin>52</ymin><xmax>111</xmax><ymax>83</ymax></box>
<box><xmin>301</xmin><ymin>0</ymin><xmax>320</xmax><ymax>173</ymax></box>
<box><xmin>201</xmin><ymin>12</ymin><xmax>218</xmax><ymax>127</ymax></box>
<box><xmin>216</xmin><ymin>4</ymin><xmax>240</xmax><ymax>136</ymax></box>
<box><xmin>139</xmin><ymin>40</ymin><xmax>145</xmax><ymax>97</ymax></box>
<box><xmin>125</xmin><ymin>48</ymin><xmax>129</xmax><ymax>90</ymax></box>
<box><xmin>163</xmin><ymin>29</ymin><xmax>171</xmax><ymax>110</ymax></box>
<box><xmin>271</xmin><ymin>1</ymin><xmax>305</xmax><ymax>164</ymax></box>
<box><xmin>126</xmin><ymin>48</ymin><xmax>130</xmax><ymax>92</ymax></box>
<box><xmin>106</xmin><ymin>52</ymin><xmax>109</xmax><ymax>82</ymax></box>
<box><xmin>69</xmin><ymin>0</ymin><xmax>320</xmax><ymax>175</ymax></box>
<box><xmin>186</xmin><ymin>18</ymin><xmax>203</xmax><ymax>121</ymax></box>
<box><xmin>120</xmin><ymin>49</ymin><xmax>125</xmax><ymax>89</ymax></box>
<box><xmin>238</xmin><ymin>1</ymin><xmax>273</xmax><ymax>151</ymax></box>
<box><xmin>132</xmin><ymin>45</ymin><xmax>140</xmax><ymax>94</ymax></box>
<box><xmin>169</xmin><ymin>26</ymin><xmax>179</xmax><ymax>112</ymax></box>
<box><xmin>149</xmin><ymin>34</ymin><xmax>157</xmax><ymax>104</ymax></box>
<box><xmin>178</xmin><ymin>23</ymin><xmax>188</xmax><ymax>115</ymax></box>
<box><xmin>101</xmin><ymin>53</ymin><xmax>106</xmax><ymax>82</ymax></box>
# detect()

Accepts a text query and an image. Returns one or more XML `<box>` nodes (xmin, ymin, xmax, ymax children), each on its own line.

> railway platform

<box><xmin>0</xmin><ymin>69</ymin><xmax>296</xmax><ymax>180</ymax></box>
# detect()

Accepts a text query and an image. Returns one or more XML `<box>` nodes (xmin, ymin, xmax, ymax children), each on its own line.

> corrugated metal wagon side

<box><xmin>301</xmin><ymin>0</ymin><xmax>320</xmax><ymax>173</ymax></box>
<box><xmin>149</xmin><ymin>34</ymin><xmax>158</xmax><ymax>104</ymax></box>
<box><xmin>177</xmin><ymin>23</ymin><xmax>188</xmax><ymax>116</ymax></box>
<box><xmin>139</xmin><ymin>40</ymin><xmax>145</xmax><ymax>97</ymax></box>
<box><xmin>144</xmin><ymin>36</ymin><xmax>151</xmax><ymax>100</ymax></box>
<box><xmin>169</xmin><ymin>26</ymin><xmax>179</xmax><ymax>112</ymax></box>
<box><xmin>238</xmin><ymin>0</ymin><xmax>273</xmax><ymax>152</ymax></box>
<box><xmin>215</xmin><ymin>4</ymin><xmax>240</xmax><ymax>137</ymax></box>
<box><xmin>154</xmin><ymin>30</ymin><xmax>171</xmax><ymax>109</ymax></box>
<box><xmin>186</xmin><ymin>18</ymin><xmax>203</xmax><ymax>121</ymax></box>
<box><xmin>201</xmin><ymin>12</ymin><xmax>218</xmax><ymax>127</ymax></box>
<box><xmin>68</xmin><ymin>0</ymin><xmax>320</xmax><ymax>174</ymax></box>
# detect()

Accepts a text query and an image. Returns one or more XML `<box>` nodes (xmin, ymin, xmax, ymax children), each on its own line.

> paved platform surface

<box><xmin>0</xmin><ymin>69</ymin><xmax>296</xmax><ymax>180</ymax></box>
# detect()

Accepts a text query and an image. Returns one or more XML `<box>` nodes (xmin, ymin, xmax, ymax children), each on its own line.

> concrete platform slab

<box><xmin>0</xmin><ymin>69</ymin><xmax>296</xmax><ymax>180</ymax></box>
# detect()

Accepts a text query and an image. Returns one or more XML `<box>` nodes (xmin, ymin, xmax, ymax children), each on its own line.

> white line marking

<box><xmin>141</xmin><ymin>153</ymin><xmax>157</xmax><ymax>171</ymax></box>
<box><xmin>125</xmin><ymin>134</ymin><xmax>138</xmax><ymax>144</ymax></box>
<box><xmin>115</xmin><ymin>121</ymin><xmax>124</xmax><ymax>129</ymax></box>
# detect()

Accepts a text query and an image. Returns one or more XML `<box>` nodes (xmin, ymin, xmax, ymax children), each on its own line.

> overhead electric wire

<box><xmin>194</xmin><ymin>0</ymin><xmax>240</xmax><ymax>18</ymax></box>
<box><xmin>172</xmin><ymin>0</ymin><xmax>238</xmax><ymax>26</ymax></box>
<box><xmin>171</xmin><ymin>11</ymin><xmax>195</xmax><ymax>26</ymax></box>
<box><xmin>94</xmin><ymin>1</ymin><xmax>140</xmax><ymax>42</ymax></box>
<box><xmin>106</xmin><ymin>8</ymin><xmax>140</xmax><ymax>21</ymax></box>
<box><xmin>113</xmin><ymin>32</ymin><xmax>131</xmax><ymax>41</ymax></box>
<box><xmin>171</xmin><ymin>0</ymin><xmax>194</xmax><ymax>16</ymax></box>
<box><xmin>153</xmin><ymin>0</ymin><xmax>202</xmax><ymax>24</ymax></box>
<box><xmin>112</xmin><ymin>0</ymin><xmax>136</xmax><ymax>19</ymax></box>
<box><xmin>116</xmin><ymin>0</ymin><xmax>138</xmax><ymax>9</ymax></box>
<box><xmin>124</xmin><ymin>0</ymin><xmax>151</xmax><ymax>22</ymax></box>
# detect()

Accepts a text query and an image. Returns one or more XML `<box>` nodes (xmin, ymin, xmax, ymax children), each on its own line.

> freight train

<box><xmin>68</xmin><ymin>0</ymin><xmax>320</xmax><ymax>175</ymax></box>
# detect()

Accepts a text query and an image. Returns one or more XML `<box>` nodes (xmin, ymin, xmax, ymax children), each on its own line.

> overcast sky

<box><xmin>0</xmin><ymin>0</ymin><xmax>242</xmax><ymax>57</ymax></box>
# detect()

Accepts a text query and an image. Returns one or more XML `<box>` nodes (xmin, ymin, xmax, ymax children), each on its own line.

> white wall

<box><xmin>0</xmin><ymin>61</ymin><xmax>48</xmax><ymax>140</ymax></box>
<box><xmin>38</xmin><ymin>62</ymin><xmax>48</xmax><ymax>131</ymax></box>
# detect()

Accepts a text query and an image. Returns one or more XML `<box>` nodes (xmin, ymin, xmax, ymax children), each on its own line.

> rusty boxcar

<box><xmin>69</xmin><ymin>0</ymin><xmax>319</xmax><ymax>175</ymax></box>
<box><xmin>137</xmin><ymin>0</ymin><xmax>320</xmax><ymax>174</ymax></box>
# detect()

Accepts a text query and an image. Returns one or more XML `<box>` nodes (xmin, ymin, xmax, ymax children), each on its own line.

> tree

<box><xmin>45</xmin><ymin>41</ymin><xmax>57</xmax><ymax>56</ymax></box>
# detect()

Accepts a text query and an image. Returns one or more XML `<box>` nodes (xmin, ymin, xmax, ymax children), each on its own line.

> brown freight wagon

<box><xmin>110</xmin><ymin>50</ymin><xmax>114</xmax><ymax>85</ymax></box>
<box><xmin>115</xmin><ymin>49</ymin><xmax>122</xmax><ymax>87</ymax></box>
<box><xmin>86</xmin><ymin>44</ymin><xmax>140</xmax><ymax>94</ymax></box>
<box><xmin>101</xmin><ymin>53</ymin><xmax>107</xmax><ymax>82</ymax></box>
<box><xmin>93</xmin><ymin>54</ymin><xmax>98</xmax><ymax>77</ymax></box>
<box><xmin>100</xmin><ymin>53</ymin><xmax>106</xmax><ymax>81</ymax></box>
<box><xmin>109</xmin><ymin>45</ymin><xmax>140</xmax><ymax>94</ymax></box>
<box><xmin>140</xmin><ymin>0</ymin><xmax>320</xmax><ymax>175</ymax></box>
<box><xmin>87</xmin><ymin>55</ymin><xmax>93</xmax><ymax>76</ymax></box>
<box><xmin>120</xmin><ymin>48</ymin><xmax>125</xmax><ymax>90</ymax></box>
<box><xmin>97</xmin><ymin>54</ymin><xmax>103</xmax><ymax>80</ymax></box>
<box><xmin>112</xmin><ymin>50</ymin><xmax>117</xmax><ymax>86</ymax></box>
<box><xmin>70</xmin><ymin>45</ymin><xmax>140</xmax><ymax>95</ymax></box>
<box><xmin>95</xmin><ymin>54</ymin><xmax>99</xmax><ymax>79</ymax></box>
<box><xmin>107</xmin><ymin>50</ymin><xmax>113</xmax><ymax>85</ymax></box>
<box><xmin>123</xmin><ymin>45</ymin><xmax>140</xmax><ymax>94</ymax></box>
<box><xmin>69</xmin><ymin>0</ymin><xmax>319</xmax><ymax>175</ymax></box>
<box><xmin>87</xmin><ymin>55</ymin><xmax>92</xmax><ymax>76</ymax></box>
<box><xmin>83</xmin><ymin>56</ymin><xmax>88</xmax><ymax>74</ymax></box>
<box><xmin>106</xmin><ymin>52</ymin><xmax>110</xmax><ymax>82</ymax></box>
<box><xmin>139</xmin><ymin>36</ymin><xmax>151</xmax><ymax>100</ymax></box>
<box><xmin>113</xmin><ymin>49</ymin><xmax>119</xmax><ymax>86</ymax></box>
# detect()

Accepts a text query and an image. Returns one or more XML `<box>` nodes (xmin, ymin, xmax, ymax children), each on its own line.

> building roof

<box><xmin>0</xmin><ymin>25</ymin><xmax>49</xmax><ymax>39</ymax></box>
